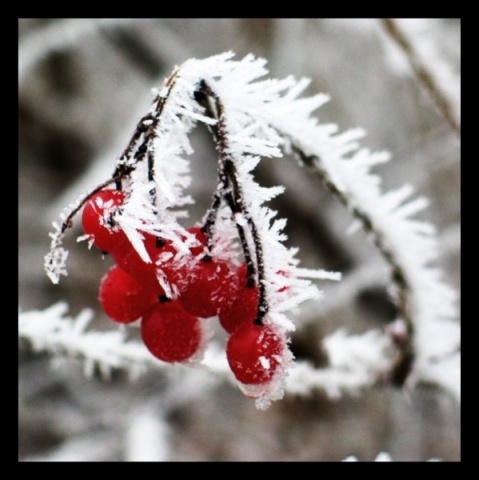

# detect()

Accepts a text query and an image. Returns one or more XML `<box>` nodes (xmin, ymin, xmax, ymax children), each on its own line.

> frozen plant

<box><xmin>41</xmin><ymin>52</ymin><xmax>459</xmax><ymax>409</ymax></box>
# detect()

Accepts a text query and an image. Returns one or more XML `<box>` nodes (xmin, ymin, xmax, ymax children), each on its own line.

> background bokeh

<box><xmin>19</xmin><ymin>18</ymin><xmax>460</xmax><ymax>461</ymax></box>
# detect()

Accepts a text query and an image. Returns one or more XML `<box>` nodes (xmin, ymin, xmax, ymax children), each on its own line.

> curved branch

<box><xmin>41</xmin><ymin>53</ymin><xmax>458</xmax><ymax>403</ymax></box>
<box><xmin>18</xmin><ymin>303</ymin><xmax>396</xmax><ymax>400</ymax></box>
<box><xmin>290</xmin><ymin>145</ymin><xmax>414</xmax><ymax>385</ymax></box>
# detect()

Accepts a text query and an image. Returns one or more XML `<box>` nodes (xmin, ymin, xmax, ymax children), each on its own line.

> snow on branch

<box><xmin>41</xmin><ymin>52</ymin><xmax>459</xmax><ymax>406</ymax></box>
<box><xmin>19</xmin><ymin>302</ymin><xmax>156</xmax><ymax>379</ymax></box>
<box><xmin>19</xmin><ymin>303</ymin><xmax>394</xmax><ymax>402</ymax></box>
<box><xmin>286</xmin><ymin>329</ymin><xmax>395</xmax><ymax>399</ymax></box>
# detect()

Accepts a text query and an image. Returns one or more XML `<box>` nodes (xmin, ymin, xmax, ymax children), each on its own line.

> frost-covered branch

<box><xmin>18</xmin><ymin>303</ymin><xmax>397</xmax><ymax>401</ymax></box>
<box><xmin>292</xmin><ymin>143</ymin><xmax>458</xmax><ymax>389</ymax></box>
<box><xmin>286</xmin><ymin>328</ymin><xmax>395</xmax><ymax>399</ymax></box>
<box><xmin>19</xmin><ymin>302</ymin><xmax>156</xmax><ymax>379</ymax></box>
<box><xmin>195</xmin><ymin>80</ymin><xmax>276</xmax><ymax>324</ymax></box>
<box><xmin>290</xmin><ymin>145</ymin><xmax>416</xmax><ymax>384</ymax></box>
<box><xmin>41</xmin><ymin>53</ymin><xmax>459</xmax><ymax>405</ymax></box>
<box><xmin>250</xmin><ymin>71</ymin><xmax>458</xmax><ymax>391</ymax></box>
<box><xmin>299</xmin><ymin>223</ymin><xmax>459</xmax><ymax>328</ymax></box>
<box><xmin>19</xmin><ymin>300</ymin><xmax>400</xmax><ymax>400</ymax></box>
<box><xmin>20</xmin><ymin>298</ymin><xmax>459</xmax><ymax>402</ymax></box>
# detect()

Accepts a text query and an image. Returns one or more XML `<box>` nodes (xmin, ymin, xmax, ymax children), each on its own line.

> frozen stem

<box><xmin>115</xmin><ymin>68</ymin><xmax>180</xmax><ymax>173</ymax></box>
<box><xmin>41</xmin><ymin>53</ymin><xmax>457</xmax><ymax>403</ymax></box>
<box><xmin>196</xmin><ymin>79</ymin><xmax>269</xmax><ymax>324</ymax></box>
<box><xmin>291</xmin><ymin>144</ymin><xmax>414</xmax><ymax>385</ymax></box>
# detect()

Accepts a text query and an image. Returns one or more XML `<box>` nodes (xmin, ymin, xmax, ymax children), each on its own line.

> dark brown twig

<box><xmin>59</xmin><ymin>173</ymin><xmax>128</xmax><ymax>235</ymax></box>
<box><xmin>196</xmin><ymin>80</ymin><xmax>269</xmax><ymax>324</ymax></box>
<box><xmin>381</xmin><ymin>18</ymin><xmax>460</xmax><ymax>136</ymax></box>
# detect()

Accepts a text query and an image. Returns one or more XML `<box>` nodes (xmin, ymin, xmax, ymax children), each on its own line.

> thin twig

<box><xmin>196</xmin><ymin>80</ymin><xmax>269</xmax><ymax>324</ymax></box>
<box><xmin>59</xmin><ymin>173</ymin><xmax>127</xmax><ymax>235</ymax></box>
<box><xmin>381</xmin><ymin>18</ymin><xmax>460</xmax><ymax>136</ymax></box>
<box><xmin>115</xmin><ymin>69</ymin><xmax>179</xmax><ymax>173</ymax></box>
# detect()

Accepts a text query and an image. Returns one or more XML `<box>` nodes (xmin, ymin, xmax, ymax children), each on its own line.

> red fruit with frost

<box><xmin>99</xmin><ymin>265</ymin><xmax>158</xmax><ymax>324</ymax></box>
<box><xmin>156</xmin><ymin>226</ymin><xmax>209</xmax><ymax>283</ymax></box>
<box><xmin>179</xmin><ymin>259</ymin><xmax>236</xmax><ymax>318</ymax></box>
<box><xmin>82</xmin><ymin>189</ymin><xmax>126</xmax><ymax>253</ymax></box>
<box><xmin>112</xmin><ymin>231</ymin><xmax>166</xmax><ymax>296</ymax></box>
<box><xmin>226</xmin><ymin>323</ymin><xmax>284</xmax><ymax>385</ymax></box>
<box><xmin>219</xmin><ymin>262</ymin><xmax>259</xmax><ymax>333</ymax></box>
<box><xmin>186</xmin><ymin>226</ymin><xmax>209</xmax><ymax>257</ymax></box>
<box><xmin>141</xmin><ymin>300</ymin><xmax>202</xmax><ymax>362</ymax></box>
<box><xmin>149</xmin><ymin>237</ymin><xmax>182</xmax><ymax>285</ymax></box>
<box><xmin>122</xmin><ymin>226</ymin><xmax>207</xmax><ymax>293</ymax></box>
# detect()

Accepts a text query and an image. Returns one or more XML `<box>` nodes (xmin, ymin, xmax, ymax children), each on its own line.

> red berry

<box><xmin>82</xmin><ymin>189</ymin><xmax>126</xmax><ymax>253</ymax></box>
<box><xmin>186</xmin><ymin>226</ymin><xmax>208</xmax><ymax>257</ymax></box>
<box><xmin>141</xmin><ymin>300</ymin><xmax>202</xmax><ymax>362</ymax></box>
<box><xmin>152</xmin><ymin>226</ymin><xmax>208</xmax><ymax>286</ymax></box>
<box><xmin>112</xmin><ymin>231</ymin><xmax>166</xmax><ymax>296</ymax></box>
<box><xmin>226</xmin><ymin>323</ymin><xmax>284</xmax><ymax>385</ymax></box>
<box><xmin>121</xmin><ymin>225</ymin><xmax>209</xmax><ymax>293</ymax></box>
<box><xmin>178</xmin><ymin>259</ymin><xmax>235</xmax><ymax>318</ymax></box>
<box><xmin>219</xmin><ymin>262</ymin><xmax>259</xmax><ymax>333</ymax></box>
<box><xmin>99</xmin><ymin>265</ymin><xmax>158</xmax><ymax>324</ymax></box>
<box><xmin>150</xmin><ymin>238</ymin><xmax>182</xmax><ymax>285</ymax></box>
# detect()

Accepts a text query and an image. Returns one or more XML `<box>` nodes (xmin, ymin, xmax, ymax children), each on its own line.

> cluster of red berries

<box><xmin>82</xmin><ymin>188</ymin><xmax>287</xmax><ymax>392</ymax></box>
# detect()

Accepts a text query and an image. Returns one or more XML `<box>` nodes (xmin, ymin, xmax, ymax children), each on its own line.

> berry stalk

<box><xmin>195</xmin><ymin>80</ymin><xmax>269</xmax><ymax>325</ymax></box>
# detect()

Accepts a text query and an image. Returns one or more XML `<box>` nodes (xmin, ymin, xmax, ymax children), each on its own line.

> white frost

<box><xmin>41</xmin><ymin>52</ymin><xmax>459</xmax><ymax>407</ymax></box>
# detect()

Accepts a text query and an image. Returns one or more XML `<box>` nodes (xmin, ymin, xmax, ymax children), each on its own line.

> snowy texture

<box><xmin>19</xmin><ymin>303</ymin><xmax>156</xmax><ymax>379</ymax></box>
<box><xmin>286</xmin><ymin>329</ymin><xmax>395</xmax><ymax>399</ymax></box>
<box><xmin>41</xmin><ymin>52</ymin><xmax>459</xmax><ymax>408</ymax></box>
<box><xmin>18</xmin><ymin>300</ymin><xmax>454</xmax><ymax>406</ymax></box>
<box><xmin>17</xmin><ymin>303</ymin><xmax>363</xmax><ymax>399</ymax></box>
<box><xmin>44</xmin><ymin>221</ymin><xmax>69</xmax><ymax>284</ymax></box>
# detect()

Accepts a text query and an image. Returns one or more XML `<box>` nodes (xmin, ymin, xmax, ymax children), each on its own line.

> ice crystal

<box><xmin>42</xmin><ymin>52</ymin><xmax>458</xmax><ymax>408</ymax></box>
